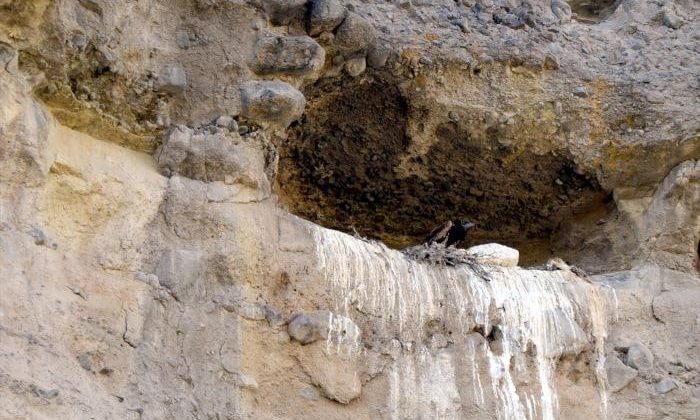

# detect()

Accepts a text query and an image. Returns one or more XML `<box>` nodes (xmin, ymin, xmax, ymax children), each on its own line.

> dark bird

<box><xmin>424</xmin><ymin>219</ymin><xmax>476</xmax><ymax>248</ymax></box>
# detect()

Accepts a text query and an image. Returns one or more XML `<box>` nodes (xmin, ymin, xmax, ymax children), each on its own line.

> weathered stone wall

<box><xmin>1</xmin><ymin>0</ymin><xmax>698</xmax><ymax>419</ymax></box>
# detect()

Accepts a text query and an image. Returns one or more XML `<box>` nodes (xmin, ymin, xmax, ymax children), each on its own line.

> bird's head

<box><xmin>456</xmin><ymin>220</ymin><xmax>476</xmax><ymax>230</ymax></box>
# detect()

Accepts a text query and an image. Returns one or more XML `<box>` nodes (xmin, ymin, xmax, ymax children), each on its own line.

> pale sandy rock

<box><xmin>1</xmin><ymin>0</ymin><xmax>700</xmax><ymax>419</ymax></box>
<box><xmin>156</xmin><ymin>249</ymin><xmax>205</xmax><ymax>301</ymax></box>
<box><xmin>0</xmin><ymin>71</ymin><xmax>50</xmax><ymax>187</ymax></box>
<box><xmin>235</xmin><ymin>373</ymin><xmax>259</xmax><ymax>390</ymax></box>
<box><xmin>297</xmin><ymin>340</ymin><xmax>362</xmax><ymax>404</ymax></box>
<box><xmin>655</xmin><ymin>378</ymin><xmax>677</xmax><ymax>394</ymax></box>
<box><xmin>605</xmin><ymin>354</ymin><xmax>638</xmax><ymax>392</ymax></box>
<box><xmin>636</xmin><ymin>160</ymin><xmax>699</xmax><ymax>272</ymax></box>
<box><xmin>652</xmin><ymin>288</ymin><xmax>700</xmax><ymax>328</ymax></box>
<box><xmin>219</xmin><ymin>336</ymin><xmax>240</xmax><ymax>374</ymax></box>
<box><xmin>465</xmin><ymin>243</ymin><xmax>519</xmax><ymax>267</ymax></box>
<box><xmin>626</xmin><ymin>342</ymin><xmax>654</xmax><ymax>375</ymax></box>
<box><xmin>160</xmin><ymin>175</ymin><xmax>209</xmax><ymax>239</ymax></box>
<box><xmin>298</xmin><ymin>386</ymin><xmax>321</xmax><ymax>401</ymax></box>
<box><xmin>205</xmin><ymin>181</ymin><xmax>269</xmax><ymax>203</ymax></box>
<box><xmin>278</xmin><ymin>216</ymin><xmax>314</xmax><ymax>253</ymax></box>
<box><xmin>157</xmin><ymin>64</ymin><xmax>187</xmax><ymax>95</ymax></box>
<box><xmin>123</xmin><ymin>298</ymin><xmax>148</xmax><ymax>348</ymax></box>
<box><xmin>540</xmin><ymin>308</ymin><xmax>589</xmax><ymax>357</ymax></box>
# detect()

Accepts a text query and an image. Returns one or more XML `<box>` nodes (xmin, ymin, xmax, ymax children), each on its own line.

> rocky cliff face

<box><xmin>0</xmin><ymin>0</ymin><xmax>698</xmax><ymax>419</ymax></box>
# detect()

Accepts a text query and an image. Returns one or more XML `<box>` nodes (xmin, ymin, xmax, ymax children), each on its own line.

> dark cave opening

<box><xmin>275</xmin><ymin>75</ymin><xmax>613</xmax><ymax>266</ymax></box>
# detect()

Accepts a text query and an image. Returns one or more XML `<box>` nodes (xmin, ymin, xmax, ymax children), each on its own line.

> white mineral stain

<box><xmin>313</xmin><ymin>226</ymin><xmax>616</xmax><ymax>420</ymax></box>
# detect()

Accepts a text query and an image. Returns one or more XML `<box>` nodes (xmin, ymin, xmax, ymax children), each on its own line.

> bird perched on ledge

<box><xmin>546</xmin><ymin>257</ymin><xmax>592</xmax><ymax>283</ymax></box>
<box><xmin>424</xmin><ymin>219</ymin><xmax>476</xmax><ymax>248</ymax></box>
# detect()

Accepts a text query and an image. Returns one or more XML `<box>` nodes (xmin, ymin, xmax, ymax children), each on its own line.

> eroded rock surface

<box><xmin>1</xmin><ymin>0</ymin><xmax>698</xmax><ymax>419</ymax></box>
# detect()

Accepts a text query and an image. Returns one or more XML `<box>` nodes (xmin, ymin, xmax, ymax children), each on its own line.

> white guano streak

<box><xmin>313</xmin><ymin>226</ymin><xmax>615</xmax><ymax>420</ymax></box>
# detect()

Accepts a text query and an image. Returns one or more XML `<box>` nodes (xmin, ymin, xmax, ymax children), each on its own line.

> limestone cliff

<box><xmin>0</xmin><ymin>0</ymin><xmax>698</xmax><ymax>419</ymax></box>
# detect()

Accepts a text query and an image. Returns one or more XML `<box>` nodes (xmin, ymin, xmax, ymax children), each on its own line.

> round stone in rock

<box><xmin>176</xmin><ymin>31</ymin><xmax>191</xmax><ymax>49</ymax></box>
<box><xmin>345</xmin><ymin>56</ymin><xmax>366</xmax><ymax>77</ymax></box>
<box><xmin>655</xmin><ymin>378</ymin><xmax>677</xmax><ymax>394</ymax></box>
<box><xmin>215</xmin><ymin>115</ymin><xmax>234</xmax><ymax>128</ymax></box>
<box><xmin>250</xmin><ymin>36</ymin><xmax>325</xmax><ymax>76</ymax></box>
<box><xmin>367</xmin><ymin>45</ymin><xmax>390</xmax><ymax>68</ymax></box>
<box><xmin>287</xmin><ymin>310</ymin><xmax>331</xmax><ymax>345</ymax></box>
<box><xmin>625</xmin><ymin>342</ymin><xmax>653</xmax><ymax>374</ymax></box>
<box><xmin>551</xmin><ymin>0</ymin><xmax>571</xmax><ymax>22</ymax></box>
<box><xmin>335</xmin><ymin>13</ymin><xmax>376</xmax><ymax>55</ymax></box>
<box><xmin>662</xmin><ymin>8</ymin><xmax>683</xmax><ymax>29</ymax></box>
<box><xmin>240</xmin><ymin>80</ymin><xmax>306</xmax><ymax>128</ymax></box>
<box><xmin>573</xmin><ymin>86</ymin><xmax>589</xmax><ymax>98</ymax></box>
<box><xmin>308</xmin><ymin>0</ymin><xmax>347</xmax><ymax>36</ymax></box>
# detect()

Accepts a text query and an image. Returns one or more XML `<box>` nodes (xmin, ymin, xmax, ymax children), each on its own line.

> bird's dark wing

<box><xmin>424</xmin><ymin>221</ymin><xmax>453</xmax><ymax>244</ymax></box>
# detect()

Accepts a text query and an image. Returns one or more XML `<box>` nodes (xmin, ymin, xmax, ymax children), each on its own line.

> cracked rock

<box><xmin>238</xmin><ymin>302</ymin><xmax>267</xmax><ymax>321</ymax></box>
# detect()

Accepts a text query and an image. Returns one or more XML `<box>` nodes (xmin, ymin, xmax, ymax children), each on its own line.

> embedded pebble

<box><xmin>655</xmin><ymin>378</ymin><xmax>677</xmax><ymax>394</ymax></box>
<box><xmin>335</xmin><ymin>13</ymin><xmax>377</xmax><ymax>55</ymax></box>
<box><xmin>308</xmin><ymin>0</ymin><xmax>347</xmax><ymax>36</ymax></box>
<box><xmin>345</xmin><ymin>56</ymin><xmax>367</xmax><ymax>77</ymax></box>
<box><xmin>573</xmin><ymin>86</ymin><xmax>589</xmax><ymax>98</ymax></box>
